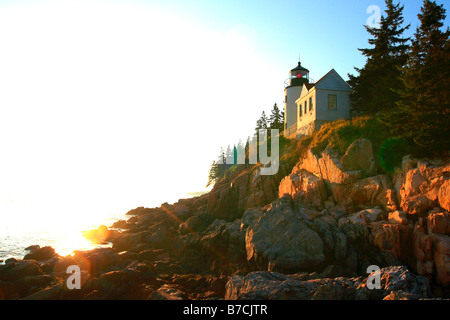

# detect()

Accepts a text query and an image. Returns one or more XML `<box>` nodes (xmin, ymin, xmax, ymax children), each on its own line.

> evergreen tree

<box><xmin>255</xmin><ymin>111</ymin><xmax>269</xmax><ymax>131</ymax></box>
<box><xmin>348</xmin><ymin>0</ymin><xmax>410</xmax><ymax>114</ymax></box>
<box><xmin>225</xmin><ymin>145</ymin><xmax>233</xmax><ymax>166</ymax></box>
<box><xmin>268</xmin><ymin>103</ymin><xmax>284</xmax><ymax>131</ymax></box>
<box><xmin>384</xmin><ymin>0</ymin><xmax>450</xmax><ymax>154</ymax></box>
<box><xmin>206</xmin><ymin>148</ymin><xmax>226</xmax><ymax>187</ymax></box>
<box><xmin>245</xmin><ymin>136</ymin><xmax>251</xmax><ymax>165</ymax></box>
<box><xmin>206</xmin><ymin>160</ymin><xmax>218</xmax><ymax>187</ymax></box>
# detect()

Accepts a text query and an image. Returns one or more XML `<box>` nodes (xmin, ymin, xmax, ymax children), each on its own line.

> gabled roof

<box><xmin>314</xmin><ymin>69</ymin><xmax>351</xmax><ymax>91</ymax></box>
<box><xmin>298</xmin><ymin>83</ymin><xmax>316</xmax><ymax>102</ymax></box>
<box><xmin>295</xmin><ymin>69</ymin><xmax>351</xmax><ymax>104</ymax></box>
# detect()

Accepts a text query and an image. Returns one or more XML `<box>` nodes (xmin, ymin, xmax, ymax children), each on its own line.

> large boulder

<box><xmin>0</xmin><ymin>260</ymin><xmax>44</xmax><ymax>282</ymax></box>
<box><xmin>388</xmin><ymin>210</ymin><xmax>408</xmax><ymax>225</ymax></box>
<box><xmin>225</xmin><ymin>266</ymin><xmax>431</xmax><ymax>300</ymax></box>
<box><xmin>331</xmin><ymin>175</ymin><xmax>398</xmax><ymax>210</ymax></box>
<box><xmin>368</xmin><ymin>222</ymin><xmax>411</xmax><ymax>262</ymax></box>
<box><xmin>413</xmin><ymin>224</ymin><xmax>434</xmax><ymax>279</ymax></box>
<box><xmin>87</xmin><ymin>269</ymin><xmax>143</xmax><ymax>299</ymax></box>
<box><xmin>346</xmin><ymin>208</ymin><xmax>386</xmax><ymax>225</ymax></box>
<box><xmin>356</xmin><ymin>266</ymin><xmax>432</xmax><ymax>300</ymax></box>
<box><xmin>341</xmin><ymin>139</ymin><xmax>377</xmax><ymax>177</ymax></box>
<box><xmin>278</xmin><ymin>169</ymin><xmax>327</xmax><ymax>208</ymax></box>
<box><xmin>438</xmin><ymin>180</ymin><xmax>450</xmax><ymax>212</ymax></box>
<box><xmin>225</xmin><ymin>271</ymin><xmax>362</xmax><ymax>300</ymax></box>
<box><xmin>427</xmin><ymin>211</ymin><xmax>450</xmax><ymax>235</ymax></box>
<box><xmin>299</xmin><ymin>147</ymin><xmax>361</xmax><ymax>185</ymax></box>
<box><xmin>23</xmin><ymin>246</ymin><xmax>57</xmax><ymax>262</ymax></box>
<box><xmin>293</xmin><ymin>141</ymin><xmax>397</xmax><ymax>211</ymax></box>
<box><xmin>112</xmin><ymin>231</ymin><xmax>150</xmax><ymax>252</ymax></box>
<box><xmin>430</xmin><ymin>233</ymin><xmax>450</xmax><ymax>287</ymax></box>
<box><xmin>244</xmin><ymin>200</ymin><xmax>325</xmax><ymax>273</ymax></box>
<box><xmin>394</xmin><ymin>159</ymin><xmax>450</xmax><ymax>215</ymax></box>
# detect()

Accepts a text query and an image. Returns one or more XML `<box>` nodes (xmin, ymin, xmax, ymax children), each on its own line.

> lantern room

<box><xmin>286</xmin><ymin>61</ymin><xmax>310</xmax><ymax>87</ymax></box>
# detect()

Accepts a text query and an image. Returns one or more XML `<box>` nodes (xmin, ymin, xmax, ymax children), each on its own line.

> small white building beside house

<box><xmin>283</xmin><ymin>63</ymin><xmax>351</xmax><ymax>139</ymax></box>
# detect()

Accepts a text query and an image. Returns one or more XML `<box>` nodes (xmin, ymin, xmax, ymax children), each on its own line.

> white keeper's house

<box><xmin>283</xmin><ymin>61</ymin><xmax>352</xmax><ymax>139</ymax></box>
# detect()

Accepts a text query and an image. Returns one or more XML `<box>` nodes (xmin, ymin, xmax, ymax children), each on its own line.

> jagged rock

<box><xmin>23</xmin><ymin>246</ymin><xmax>56</xmax><ymax>262</ymax></box>
<box><xmin>91</xmin><ymin>270</ymin><xmax>141</xmax><ymax>299</ymax></box>
<box><xmin>24</xmin><ymin>245</ymin><xmax>40</xmax><ymax>252</ymax></box>
<box><xmin>225</xmin><ymin>271</ymin><xmax>363</xmax><ymax>300</ymax></box>
<box><xmin>83</xmin><ymin>248</ymin><xmax>120</xmax><ymax>276</ymax></box>
<box><xmin>369</xmin><ymin>222</ymin><xmax>411</xmax><ymax>261</ymax></box>
<box><xmin>207</xmin><ymin>160</ymin><xmax>295</xmax><ymax>221</ymax></box>
<box><xmin>0</xmin><ymin>260</ymin><xmax>44</xmax><ymax>281</ymax></box>
<box><xmin>347</xmin><ymin>208</ymin><xmax>386</xmax><ymax>225</ymax></box>
<box><xmin>349</xmin><ymin>175</ymin><xmax>397</xmax><ymax>210</ymax></box>
<box><xmin>394</xmin><ymin>160</ymin><xmax>450</xmax><ymax>215</ymax></box>
<box><xmin>413</xmin><ymin>224</ymin><xmax>434</xmax><ymax>279</ymax></box>
<box><xmin>438</xmin><ymin>180</ymin><xmax>450</xmax><ymax>211</ymax></box>
<box><xmin>388</xmin><ymin>210</ymin><xmax>408</xmax><ymax>225</ymax></box>
<box><xmin>341</xmin><ymin>139</ymin><xmax>377</xmax><ymax>176</ymax></box>
<box><xmin>299</xmin><ymin>147</ymin><xmax>361</xmax><ymax>185</ymax></box>
<box><xmin>170</xmin><ymin>274</ymin><xmax>228</xmax><ymax>298</ymax></box>
<box><xmin>245</xmin><ymin>200</ymin><xmax>325</xmax><ymax>273</ymax></box>
<box><xmin>178</xmin><ymin>211</ymin><xmax>213</xmax><ymax>234</ymax></box>
<box><xmin>430</xmin><ymin>233</ymin><xmax>450</xmax><ymax>287</ymax></box>
<box><xmin>427</xmin><ymin>211</ymin><xmax>450</xmax><ymax>235</ymax></box>
<box><xmin>15</xmin><ymin>275</ymin><xmax>52</xmax><ymax>295</ymax></box>
<box><xmin>300</xmin><ymin>148</ymin><xmax>397</xmax><ymax>209</ymax></box>
<box><xmin>5</xmin><ymin>138</ymin><xmax>447</xmax><ymax>300</ymax></box>
<box><xmin>278</xmin><ymin>169</ymin><xmax>327</xmax><ymax>207</ymax></box>
<box><xmin>113</xmin><ymin>231</ymin><xmax>149</xmax><ymax>252</ymax></box>
<box><xmin>150</xmin><ymin>284</ymin><xmax>187</xmax><ymax>300</ymax></box>
<box><xmin>21</xmin><ymin>283</ymin><xmax>63</xmax><ymax>300</ymax></box>
<box><xmin>356</xmin><ymin>266</ymin><xmax>432</xmax><ymax>300</ymax></box>
<box><xmin>305</xmin><ymin>215</ymin><xmax>348</xmax><ymax>261</ymax></box>
<box><xmin>207</xmin><ymin>181</ymin><xmax>239</xmax><ymax>221</ymax></box>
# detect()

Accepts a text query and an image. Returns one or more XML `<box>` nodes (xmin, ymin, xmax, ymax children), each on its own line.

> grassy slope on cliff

<box><xmin>302</xmin><ymin>116</ymin><xmax>411</xmax><ymax>174</ymax></box>
<box><xmin>214</xmin><ymin>115</ymin><xmax>411</xmax><ymax>194</ymax></box>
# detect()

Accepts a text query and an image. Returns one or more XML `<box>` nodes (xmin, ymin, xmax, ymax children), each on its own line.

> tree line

<box><xmin>348</xmin><ymin>0</ymin><xmax>449</xmax><ymax>155</ymax></box>
<box><xmin>206</xmin><ymin>103</ymin><xmax>284</xmax><ymax>187</ymax></box>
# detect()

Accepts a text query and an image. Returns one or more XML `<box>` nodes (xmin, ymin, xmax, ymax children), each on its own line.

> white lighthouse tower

<box><xmin>284</xmin><ymin>61</ymin><xmax>310</xmax><ymax>138</ymax></box>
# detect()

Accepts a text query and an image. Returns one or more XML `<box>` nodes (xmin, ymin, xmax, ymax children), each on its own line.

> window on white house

<box><xmin>299</xmin><ymin>104</ymin><xmax>302</xmax><ymax>117</ymax></box>
<box><xmin>304</xmin><ymin>101</ymin><xmax>307</xmax><ymax>114</ymax></box>
<box><xmin>309</xmin><ymin>97</ymin><xmax>313</xmax><ymax>111</ymax></box>
<box><xmin>328</xmin><ymin>94</ymin><xmax>337</xmax><ymax>109</ymax></box>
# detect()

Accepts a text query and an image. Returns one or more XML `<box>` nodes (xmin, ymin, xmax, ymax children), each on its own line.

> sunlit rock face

<box><xmin>2</xmin><ymin>137</ymin><xmax>449</xmax><ymax>300</ymax></box>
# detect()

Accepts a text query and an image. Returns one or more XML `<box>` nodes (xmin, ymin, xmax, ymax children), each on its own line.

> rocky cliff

<box><xmin>0</xmin><ymin>138</ymin><xmax>448</xmax><ymax>300</ymax></box>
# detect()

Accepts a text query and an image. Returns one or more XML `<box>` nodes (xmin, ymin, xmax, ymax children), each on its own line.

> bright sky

<box><xmin>0</xmin><ymin>0</ymin><xmax>448</xmax><ymax>225</ymax></box>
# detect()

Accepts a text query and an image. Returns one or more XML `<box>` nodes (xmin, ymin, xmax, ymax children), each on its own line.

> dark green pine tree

<box><xmin>268</xmin><ymin>103</ymin><xmax>284</xmax><ymax>131</ymax></box>
<box><xmin>384</xmin><ymin>0</ymin><xmax>450</xmax><ymax>154</ymax></box>
<box><xmin>206</xmin><ymin>160</ymin><xmax>218</xmax><ymax>187</ymax></box>
<box><xmin>348</xmin><ymin>0</ymin><xmax>410</xmax><ymax>114</ymax></box>
<box><xmin>255</xmin><ymin>111</ymin><xmax>268</xmax><ymax>131</ymax></box>
<box><xmin>206</xmin><ymin>148</ymin><xmax>226</xmax><ymax>187</ymax></box>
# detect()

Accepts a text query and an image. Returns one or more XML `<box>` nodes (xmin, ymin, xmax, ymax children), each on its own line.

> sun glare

<box><xmin>0</xmin><ymin>0</ymin><xmax>284</xmax><ymax>259</ymax></box>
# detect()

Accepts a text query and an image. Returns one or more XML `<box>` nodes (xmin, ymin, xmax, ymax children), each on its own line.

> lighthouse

<box><xmin>284</xmin><ymin>61</ymin><xmax>310</xmax><ymax>137</ymax></box>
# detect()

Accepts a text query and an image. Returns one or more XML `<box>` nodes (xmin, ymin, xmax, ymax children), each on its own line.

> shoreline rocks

<box><xmin>0</xmin><ymin>139</ymin><xmax>448</xmax><ymax>300</ymax></box>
